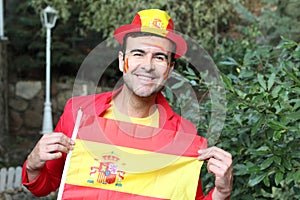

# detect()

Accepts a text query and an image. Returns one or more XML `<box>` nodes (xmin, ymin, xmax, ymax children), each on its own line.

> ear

<box><xmin>118</xmin><ymin>51</ymin><xmax>124</xmax><ymax>72</ymax></box>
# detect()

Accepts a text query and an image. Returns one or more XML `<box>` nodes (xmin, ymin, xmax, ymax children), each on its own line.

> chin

<box><xmin>133</xmin><ymin>88</ymin><xmax>158</xmax><ymax>98</ymax></box>
<box><xmin>134</xmin><ymin>91</ymin><xmax>155</xmax><ymax>98</ymax></box>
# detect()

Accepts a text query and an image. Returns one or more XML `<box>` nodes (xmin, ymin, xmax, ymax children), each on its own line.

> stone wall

<box><xmin>6</xmin><ymin>79</ymin><xmax>110</xmax><ymax>167</ymax></box>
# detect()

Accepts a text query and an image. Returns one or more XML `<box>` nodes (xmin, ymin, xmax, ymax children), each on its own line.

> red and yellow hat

<box><xmin>114</xmin><ymin>9</ymin><xmax>187</xmax><ymax>59</ymax></box>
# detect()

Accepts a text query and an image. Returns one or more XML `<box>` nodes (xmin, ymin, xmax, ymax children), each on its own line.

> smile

<box><xmin>136</xmin><ymin>74</ymin><xmax>155</xmax><ymax>81</ymax></box>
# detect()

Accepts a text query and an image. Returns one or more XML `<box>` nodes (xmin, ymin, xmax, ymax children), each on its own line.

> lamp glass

<box><xmin>41</xmin><ymin>6</ymin><xmax>57</xmax><ymax>29</ymax></box>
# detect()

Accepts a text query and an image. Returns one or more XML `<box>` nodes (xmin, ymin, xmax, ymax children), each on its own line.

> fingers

<box><xmin>207</xmin><ymin>158</ymin><xmax>232</xmax><ymax>177</ymax></box>
<box><xmin>27</xmin><ymin>132</ymin><xmax>74</xmax><ymax>171</ymax></box>
<box><xmin>198</xmin><ymin>146</ymin><xmax>231</xmax><ymax>161</ymax></box>
<box><xmin>198</xmin><ymin>146</ymin><xmax>233</xmax><ymax>198</ymax></box>
<box><xmin>35</xmin><ymin>151</ymin><xmax>63</xmax><ymax>163</ymax></box>
<box><xmin>45</xmin><ymin>143</ymin><xmax>69</xmax><ymax>154</ymax></box>
<box><xmin>39</xmin><ymin>132</ymin><xmax>75</xmax><ymax>157</ymax></box>
<box><xmin>198</xmin><ymin>146</ymin><xmax>232</xmax><ymax>174</ymax></box>
<box><xmin>41</xmin><ymin>132</ymin><xmax>75</xmax><ymax>151</ymax></box>
<box><xmin>46</xmin><ymin>152</ymin><xmax>63</xmax><ymax>160</ymax></box>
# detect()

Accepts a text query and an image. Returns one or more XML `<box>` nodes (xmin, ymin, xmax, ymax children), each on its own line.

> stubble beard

<box><xmin>123</xmin><ymin>76</ymin><xmax>164</xmax><ymax>98</ymax></box>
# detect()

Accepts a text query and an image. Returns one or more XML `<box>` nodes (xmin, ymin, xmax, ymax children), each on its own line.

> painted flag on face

<box><xmin>58</xmin><ymin>111</ymin><xmax>206</xmax><ymax>200</ymax></box>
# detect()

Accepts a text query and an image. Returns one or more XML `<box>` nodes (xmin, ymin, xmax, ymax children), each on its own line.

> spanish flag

<box><xmin>58</xmin><ymin>110</ymin><xmax>205</xmax><ymax>200</ymax></box>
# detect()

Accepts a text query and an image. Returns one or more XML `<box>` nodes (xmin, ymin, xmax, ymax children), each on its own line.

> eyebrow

<box><xmin>129</xmin><ymin>49</ymin><xmax>144</xmax><ymax>54</ymax></box>
<box><xmin>129</xmin><ymin>49</ymin><xmax>169</xmax><ymax>59</ymax></box>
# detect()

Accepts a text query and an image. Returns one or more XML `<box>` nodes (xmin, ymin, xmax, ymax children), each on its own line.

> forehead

<box><xmin>126</xmin><ymin>36</ymin><xmax>173</xmax><ymax>53</ymax></box>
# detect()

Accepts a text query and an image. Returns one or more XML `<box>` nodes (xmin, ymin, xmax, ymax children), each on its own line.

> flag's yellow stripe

<box><xmin>66</xmin><ymin>139</ymin><xmax>203</xmax><ymax>199</ymax></box>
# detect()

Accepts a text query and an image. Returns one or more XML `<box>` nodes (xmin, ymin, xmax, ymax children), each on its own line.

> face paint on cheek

<box><xmin>124</xmin><ymin>58</ymin><xmax>129</xmax><ymax>73</ymax></box>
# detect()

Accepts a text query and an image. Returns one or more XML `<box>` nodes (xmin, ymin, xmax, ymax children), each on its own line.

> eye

<box><xmin>133</xmin><ymin>52</ymin><xmax>143</xmax><ymax>57</ymax></box>
<box><xmin>154</xmin><ymin>55</ymin><xmax>167</xmax><ymax>62</ymax></box>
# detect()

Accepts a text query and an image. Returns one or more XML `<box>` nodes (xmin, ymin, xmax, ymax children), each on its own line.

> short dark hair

<box><xmin>121</xmin><ymin>32</ymin><xmax>176</xmax><ymax>62</ymax></box>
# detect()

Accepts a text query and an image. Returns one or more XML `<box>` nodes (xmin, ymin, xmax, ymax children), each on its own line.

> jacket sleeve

<box><xmin>195</xmin><ymin>177</ymin><xmax>215</xmax><ymax>199</ymax></box>
<box><xmin>22</xmin><ymin>99</ymin><xmax>75</xmax><ymax>196</ymax></box>
<box><xmin>22</xmin><ymin>156</ymin><xmax>65</xmax><ymax>196</ymax></box>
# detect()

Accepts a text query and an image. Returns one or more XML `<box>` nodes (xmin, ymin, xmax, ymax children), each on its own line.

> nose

<box><xmin>142</xmin><ymin>53</ymin><xmax>155</xmax><ymax>71</ymax></box>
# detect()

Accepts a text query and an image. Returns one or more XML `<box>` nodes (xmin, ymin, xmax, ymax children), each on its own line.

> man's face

<box><xmin>119</xmin><ymin>36</ymin><xmax>174</xmax><ymax>98</ymax></box>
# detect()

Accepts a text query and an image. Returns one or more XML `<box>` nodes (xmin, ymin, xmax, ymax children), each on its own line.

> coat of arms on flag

<box><xmin>86</xmin><ymin>152</ymin><xmax>126</xmax><ymax>186</ymax></box>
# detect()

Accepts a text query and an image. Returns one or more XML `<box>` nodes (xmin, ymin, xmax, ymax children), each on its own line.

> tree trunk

<box><xmin>0</xmin><ymin>39</ymin><xmax>9</xmax><ymax>155</ymax></box>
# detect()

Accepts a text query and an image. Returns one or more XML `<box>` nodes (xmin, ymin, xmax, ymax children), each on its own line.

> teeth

<box><xmin>138</xmin><ymin>76</ymin><xmax>153</xmax><ymax>80</ymax></box>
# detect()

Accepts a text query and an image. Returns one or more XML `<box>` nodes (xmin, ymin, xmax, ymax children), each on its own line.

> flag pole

<box><xmin>57</xmin><ymin>108</ymin><xmax>83</xmax><ymax>200</ymax></box>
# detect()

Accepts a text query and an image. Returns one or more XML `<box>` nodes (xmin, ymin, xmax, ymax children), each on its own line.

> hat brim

<box><xmin>114</xmin><ymin>24</ymin><xmax>187</xmax><ymax>59</ymax></box>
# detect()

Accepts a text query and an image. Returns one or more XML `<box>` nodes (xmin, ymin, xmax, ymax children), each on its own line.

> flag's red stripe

<box><xmin>76</xmin><ymin>116</ymin><xmax>207</xmax><ymax>157</ymax></box>
<box><xmin>62</xmin><ymin>183</ymin><xmax>168</xmax><ymax>200</ymax></box>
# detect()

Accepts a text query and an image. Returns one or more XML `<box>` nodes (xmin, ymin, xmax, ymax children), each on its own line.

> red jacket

<box><xmin>22</xmin><ymin>90</ymin><xmax>215</xmax><ymax>199</ymax></box>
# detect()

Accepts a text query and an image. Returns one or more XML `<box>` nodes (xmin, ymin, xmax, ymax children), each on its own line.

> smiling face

<box><xmin>119</xmin><ymin>36</ymin><xmax>174</xmax><ymax>98</ymax></box>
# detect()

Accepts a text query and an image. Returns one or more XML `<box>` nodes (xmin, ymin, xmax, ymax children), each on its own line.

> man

<box><xmin>22</xmin><ymin>9</ymin><xmax>233</xmax><ymax>199</ymax></box>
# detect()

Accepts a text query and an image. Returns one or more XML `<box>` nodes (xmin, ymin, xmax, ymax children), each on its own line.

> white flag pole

<box><xmin>57</xmin><ymin>108</ymin><xmax>83</xmax><ymax>200</ymax></box>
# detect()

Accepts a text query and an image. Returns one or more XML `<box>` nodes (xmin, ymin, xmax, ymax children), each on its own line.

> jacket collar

<box><xmin>95</xmin><ymin>86</ymin><xmax>175</xmax><ymax>123</ymax></box>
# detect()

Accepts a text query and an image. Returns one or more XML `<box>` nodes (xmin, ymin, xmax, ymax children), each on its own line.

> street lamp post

<box><xmin>0</xmin><ymin>0</ymin><xmax>4</xmax><ymax>38</ymax></box>
<box><xmin>40</xmin><ymin>6</ymin><xmax>58</xmax><ymax>134</ymax></box>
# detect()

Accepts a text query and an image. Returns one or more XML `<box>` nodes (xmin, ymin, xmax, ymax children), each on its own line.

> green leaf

<box><xmin>267</xmin><ymin>120</ymin><xmax>288</xmax><ymax>130</ymax></box>
<box><xmin>164</xmin><ymin>86</ymin><xmax>174</xmax><ymax>104</ymax></box>
<box><xmin>284</xmin><ymin>68</ymin><xmax>300</xmax><ymax>84</ymax></box>
<box><xmin>248</xmin><ymin>173</ymin><xmax>266</xmax><ymax>187</ymax></box>
<box><xmin>252</xmin><ymin>115</ymin><xmax>265</xmax><ymax>134</ymax></box>
<box><xmin>234</xmin><ymin>114</ymin><xmax>243</xmax><ymax>126</ymax></box>
<box><xmin>291</xmin><ymin>151</ymin><xmax>300</xmax><ymax>159</ymax></box>
<box><xmin>239</xmin><ymin>69</ymin><xmax>254</xmax><ymax>78</ymax></box>
<box><xmin>186</xmin><ymin>66</ymin><xmax>196</xmax><ymax>76</ymax></box>
<box><xmin>256</xmin><ymin>146</ymin><xmax>270</xmax><ymax>152</ymax></box>
<box><xmin>220</xmin><ymin>57</ymin><xmax>240</xmax><ymax>66</ymax></box>
<box><xmin>277</xmin><ymin>36</ymin><xmax>298</xmax><ymax>49</ymax></box>
<box><xmin>234</xmin><ymin>164</ymin><xmax>248</xmax><ymax>175</ymax></box>
<box><xmin>235</xmin><ymin>88</ymin><xmax>247</xmax><ymax>99</ymax></box>
<box><xmin>247</xmin><ymin>165</ymin><xmax>261</xmax><ymax>173</ymax></box>
<box><xmin>283</xmin><ymin>158</ymin><xmax>292</xmax><ymax>171</ymax></box>
<box><xmin>273</xmin><ymin>130</ymin><xmax>284</xmax><ymax>141</ymax></box>
<box><xmin>260</xmin><ymin>157</ymin><xmax>274</xmax><ymax>170</ymax></box>
<box><xmin>263</xmin><ymin>175</ymin><xmax>270</xmax><ymax>187</ymax></box>
<box><xmin>286</xmin><ymin>171</ymin><xmax>294</xmax><ymax>184</ymax></box>
<box><xmin>294</xmin><ymin>170</ymin><xmax>300</xmax><ymax>182</ymax></box>
<box><xmin>221</xmin><ymin>73</ymin><xmax>234</xmax><ymax>92</ymax></box>
<box><xmin>257</xmin><ymin>74</ymin><xmax>267</xmax><ymax>90</ymax></box>
<box><xmin>285</xmin><ymin>110</ymin><xmax>300</xmax><ymax>122</ymax></box>
<box><xmin>291</xmin><ymin>99</ymin><xmax>300</xmax><ymax>111</ymax></box>
<box><xmin>171</xmin><ymin>80</ymin><xmax>185</xmax><ymax>90</ymax></box>
<box><xmin>271</xmin><ymin>85</ymin><xmax>282</xmax><ymax>98</ymax></box>
<box><xmin>274</xmin><ymin>156</ymin><xmax>282</xmax><ymax>165</ymax></box>
<box><xmin>275</xmin><ymin>172</ymin><xmax>283</xmax><ymax>185</ymax></box>
<box><xmin>267</xmin><ymin>73</ymin><xmax>276</xmax><ymax>91</ymax></box>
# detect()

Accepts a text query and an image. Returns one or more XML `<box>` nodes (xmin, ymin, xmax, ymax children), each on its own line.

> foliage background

<box><xmin>4</xmin><ymin>0</ymin><xmax>300</xmax><ymax>199</ymax></box>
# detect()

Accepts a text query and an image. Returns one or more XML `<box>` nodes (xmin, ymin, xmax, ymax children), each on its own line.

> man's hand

<box><xmin>198</xmin><ymin>147</ymin><xmax>233</xmax><ymax>200</ymax></box>
<box><xmin>26</xmin><ymin>132</ymin><xmax>75</xmax><ymax>181</ymax></box>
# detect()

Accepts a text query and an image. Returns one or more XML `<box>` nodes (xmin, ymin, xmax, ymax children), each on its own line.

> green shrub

<box><xmin>165</xmin><ymin>37</ymin><xmax>300</xmax><ymax>199</ymax></box>
<box><xmin>202</xmin><ymin>37</ymin><xmax>299</xmax><ymax>199</ymax></box>
<box><xmin>220</xmin><ymin>37</ymin><xmax>299</xmax><ymax>199</ymax></box>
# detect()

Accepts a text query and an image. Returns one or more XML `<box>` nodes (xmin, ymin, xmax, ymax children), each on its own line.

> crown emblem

<box><xmin>102</xmin><ymin>152</ymin><xmax>120</xmax><ymax>162</ymax></box>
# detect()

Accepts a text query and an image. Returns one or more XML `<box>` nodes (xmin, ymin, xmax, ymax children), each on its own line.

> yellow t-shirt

<box><xmin>103</xmin><ymin>101</ymin><xmax>159</xmax><ymax>128</ymax></box>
